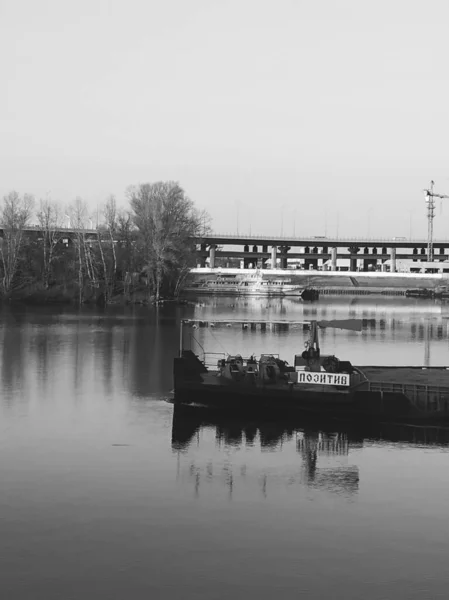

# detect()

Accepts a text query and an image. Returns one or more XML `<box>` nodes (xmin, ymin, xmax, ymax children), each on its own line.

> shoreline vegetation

<box><xmin>0</xmin><ymin>182</ymin><xmax>209</xmax><ymax>306</ymax></box>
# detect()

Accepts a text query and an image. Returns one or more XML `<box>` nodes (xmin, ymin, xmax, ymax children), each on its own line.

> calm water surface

<box><xmin>1</xmin><ymin>297</ymin><xmax>449</xmax><ymax>599</ymax></box>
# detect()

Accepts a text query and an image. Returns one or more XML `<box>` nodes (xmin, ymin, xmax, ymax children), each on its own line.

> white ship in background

<box><xmin>183</xmin><ymin>269</ymin><xmax>304</xmax><ymax>296</ymax></box>
<box><xmin>183</xmin><ymin>266</ymin><xmax>449</xmax><ymax>297</ymax></box>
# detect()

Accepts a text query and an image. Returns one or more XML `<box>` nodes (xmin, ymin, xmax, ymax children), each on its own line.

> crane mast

<box><xmin>424</xmin><ymin>181</ymin><xmax>449</xmax><ymax>262</ymax></box>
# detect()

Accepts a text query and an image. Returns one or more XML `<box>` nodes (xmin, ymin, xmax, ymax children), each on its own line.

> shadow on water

<box><xmin>171</xmin><ymin>403</ymin><xmax>449</xmax><ymax>453</ymax></box>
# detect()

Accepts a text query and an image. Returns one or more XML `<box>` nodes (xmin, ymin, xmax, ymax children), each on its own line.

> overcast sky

<box><xmin>2</xmin><ymin>0</ymin><xmax>449</xmax><ymax>238</ymax></box>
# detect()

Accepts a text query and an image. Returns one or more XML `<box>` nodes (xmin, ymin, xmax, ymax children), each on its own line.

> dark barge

<box><xmin>173</xmin><ymin>319</ymin><xmax>449</xmax><ymax>423</ymax></box>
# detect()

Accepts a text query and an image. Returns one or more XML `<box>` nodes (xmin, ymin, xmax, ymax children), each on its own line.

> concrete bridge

<box><xmin>5</xmin><ymin>227</ymin><xmax>449</xmax><ymax>273</ymax></box>
<box><xmin>195</xmin><ymin>233</ymin><xmax>449</xmax><ymax>272</ymax></box>
<box><xmin>0</xmin><ymin>225</ymin><xmax>100</xmax><ymax>237</ymax></box>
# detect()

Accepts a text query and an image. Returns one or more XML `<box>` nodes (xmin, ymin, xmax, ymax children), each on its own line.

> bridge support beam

<box><xmin>209</xmin><ymin>245</ymin><xmax>216</xmax><ymax>269</ymax></box>
<box><xmin>390</xmin><ymin>247</ymin><xmax>396</xmax><ymax>273</ymax></box>
<box><xmin>279</xmin><ymin>245</ymin><xmax>290</xmax><ymax>269</ymax></box>
<box><xmin>363</xmin><ymin>258</ymin><xmax>377</xmax><ymax>271</ymax></box>
<box><xmin>350</xmin><ymin>256</ymin><xmax>358</xmax><ymax>272</ymax></box>
<box><xmin>271</xmin><ymin>246</ymin><xmax>277</xmax><ymax>269</ymax></box>
<box><xmin>331</xmin><ymin>247</ymin><xmax>337</xmax><ymax>271</ymax></box>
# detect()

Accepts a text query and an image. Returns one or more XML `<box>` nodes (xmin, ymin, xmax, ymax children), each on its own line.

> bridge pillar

<box><xmin>331</xmin><ymin>247</ymin><xmax>337</xmax><ymax>271</ymax></box>
<box><xmin>197</xmin><ymin>242</ymin><xmax>207</xmax><ymax>267</ymax></box>
<box><xmin>390</xmin><ymin>247</ymin><xmax>396</xmax><ymax>273</ymax></box>
<box><xmin>279</xmin><ymin>245</ymin><xmax>290</xmax><ymax>269</ymax></box>
<box><xmin>271</xmin><ymin>246</ymin><xmax>277</xmax><ymax>269</ymax></box>
<box><xmin>304</xmin><ymin>258</ymin><xmax>318</xmax><ymax>270</ymax></box>
<box><xmin>348</xmin><ymin>246</ymin><xmax>360</xmax><ymax>272</ymax></box>
<box><xmin>209</xmin><ymin>245</ymin><xmax>216</xmax><ymax>269</ymax></box>
<box><xmin>363</xmin><ymin>258</ymin><xmax>377</xmax><ymax>271</ymax></box>
<box><xmin>350</xmin><ymin>257</ymin><xmax>357</xmax><ymax>271</ymax></box>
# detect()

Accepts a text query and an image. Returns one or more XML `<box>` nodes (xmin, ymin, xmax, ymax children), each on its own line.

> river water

<box><xmin>1</xmin><ymin>297</ymin><xmax>449</xmax><ymax>599</ymax></box>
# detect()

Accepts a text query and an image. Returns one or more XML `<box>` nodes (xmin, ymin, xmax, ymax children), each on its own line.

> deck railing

<box><xmin>369</xmin><ymin>381</ymin><xmax>449</xmax><ymax>411</ymax></box>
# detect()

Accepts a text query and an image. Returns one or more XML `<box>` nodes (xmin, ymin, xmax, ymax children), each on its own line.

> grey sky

<box><xmin>2</xmin><ymin>0</ymin><xmax>449</xmax><ymax>238</ymax></box>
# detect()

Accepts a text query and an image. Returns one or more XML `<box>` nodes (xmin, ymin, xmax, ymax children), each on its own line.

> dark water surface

<box><xmin>1</xmin><ymin>297</ymin><xmax>449</xmax><ymax>599</ymax></box>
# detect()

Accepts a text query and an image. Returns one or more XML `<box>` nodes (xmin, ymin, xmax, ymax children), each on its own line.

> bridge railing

<box><xmin>200</xmin><ymin>233</ymin><xmax>449</xmax><ymax>243</ymax></box>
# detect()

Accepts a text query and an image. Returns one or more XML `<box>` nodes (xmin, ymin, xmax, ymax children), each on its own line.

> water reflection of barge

<box><xmin>171</xmin><ymin>404</ymin><xmax>361</xmax><ymax>497</ymax></box>
<box><xmin>171</xmin><ymin>404</ymin><xmax>449</xmax><ymax>499</ymax></box>
<box><xmin>171</xmin><ymin>403</ymin><xmax>449</xmax><ymax>452</ymax></box>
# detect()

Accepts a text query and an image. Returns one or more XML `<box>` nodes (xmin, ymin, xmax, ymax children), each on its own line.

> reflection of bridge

<box><xmin>195</xmin><ymin>234</ymin><xmax>449</xmax><ymax>271</ymax></box>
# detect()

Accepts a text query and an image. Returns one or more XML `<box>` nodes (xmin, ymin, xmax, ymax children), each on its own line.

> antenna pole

<box><xmin>179</xmin><ymin>320</ymin><xmax>184</xmax><ymax>357</ymax></box>
<box><xmin>424</xmin><ymin>182</ymin><xmax>449</xmax><ymax>262</ymax></box>
<box><xmin>427</xmin><ymin>180</ymin><xmax>435</xmax><ymax>262</ymax></box>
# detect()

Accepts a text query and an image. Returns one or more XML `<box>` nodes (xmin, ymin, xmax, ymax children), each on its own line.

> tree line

<box><xmin>0</xmin><ymin>182</ymin><xmax>208</xmax><ymax>304</ymax></box>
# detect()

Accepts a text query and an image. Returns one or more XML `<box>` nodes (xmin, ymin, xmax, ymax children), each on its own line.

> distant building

<box><xmin>383</xmin><ymin>259</ymin><xmax>449</xmax><ymax>274</ymax></box>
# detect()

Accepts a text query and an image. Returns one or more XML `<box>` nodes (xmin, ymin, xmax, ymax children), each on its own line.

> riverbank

<box><xmin>4</xmin><ymin>282</ymin><xmax>187</xmax><ymax>307</ymax></box>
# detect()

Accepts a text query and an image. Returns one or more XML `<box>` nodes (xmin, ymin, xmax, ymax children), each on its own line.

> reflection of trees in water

<box><xmin>0</xmin><ymin>307</ymin><xmax>183</xmax><ymax>403</ymax></box>
<box><xmin>119</xmin><ymin>308</ymin><xmax>181</xmax><ymax>397</ymax></box>
<box><xmin>99</xmin><ymin>326</ymin><xmax>114</xmax><ymax>396</ymax></box>
<box><xmin>32</xmin><ymin>329</ymin><xmax>50</xmax><ymax>393</ymax></box>
<box><xmin>0</xmin><ymin>320</ymin><xmax>25</xmax><ymax>397</ymax></box>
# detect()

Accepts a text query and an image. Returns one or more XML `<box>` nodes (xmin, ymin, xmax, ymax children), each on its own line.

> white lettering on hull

<box><xmin>297</xmin><ymin>372</ymin><xmax>350</xmax><ymax>386</ymax></box>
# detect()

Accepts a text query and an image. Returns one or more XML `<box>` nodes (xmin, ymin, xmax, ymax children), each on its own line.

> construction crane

<box><xmin>423</xmin><ymin>181</ymin><xmax>449</xmax><ymax>262</ymax></box>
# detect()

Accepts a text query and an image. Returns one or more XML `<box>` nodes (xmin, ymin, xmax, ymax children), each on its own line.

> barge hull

<box><xmin>174</xmin><ymin>387</ymin><xmax>418</xmax><ymax>421</ymax></box>
<box><xmin>174</xmin><ymin>359</ymin><xmax>449</xmax><ymax>423</ymax></box>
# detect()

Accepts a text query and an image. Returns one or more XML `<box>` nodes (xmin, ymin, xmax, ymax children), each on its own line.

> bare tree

<box><xmin>0</xmin><ymin>191</ymin><xmax>34</xmax><ymax>294</ymax></box>
<box><xmin>128</xmin><ymin>181</ymin><xmax>206</xmax><ymax>302</ymax></box>
<box><xmin>104</xmin><ymin>195</ymin><xmax>117</xmax><ymax>232</ymax></box>
<box><xmin>103</xmin><ymin>194</ymin><xmax>118</xmax><ymax>297</ymax></box>
<box><xmin>37</xmin><ymin>198</ymin><xmax>63</xmax><ymax>288</ymax></box>
<box><xmin>115</xmin><ymin>208</ymin><xmax>136</xmax><ymax>298</ymax></box>
<box><xmin>68</xmin><ymin>197</ymin><xmax>99</xmax><ymax>303</ymax></box>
